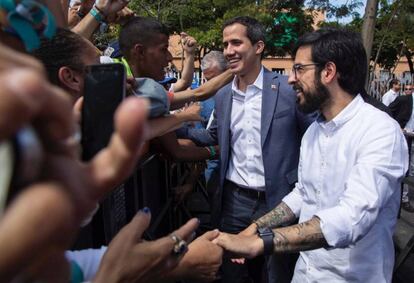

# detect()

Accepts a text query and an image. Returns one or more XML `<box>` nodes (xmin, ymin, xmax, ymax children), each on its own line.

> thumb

<box><xmin>201</xmin><ymin>229</ymin><xmax>220</xmax><ymax>241</ymax></box>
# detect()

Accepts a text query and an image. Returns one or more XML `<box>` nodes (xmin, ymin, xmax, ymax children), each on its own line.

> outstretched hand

<box><xmin>213</xmin><ymin>230</ymin><xmax>263</xmax><ymax>260</ymax></box>
<box><xmin>0</xmin><ymin>42</ymin><xmax>149</xmax><ymax>281</ymax></box>
<box><xmin>167</xmin><ymin>229</ymin><xmax>223</xmax><ymax>282</ymax></box>
<box><xmin>93</xmin><ymin>210</ymin><xmax>200</xmax><ymax>283</ymax></box>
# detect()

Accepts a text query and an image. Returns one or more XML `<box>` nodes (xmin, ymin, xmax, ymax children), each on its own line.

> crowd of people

<box><xmin>0</xmin><ymin>0</ymin><xmax>412</xmax><ymax>283</ymax></box>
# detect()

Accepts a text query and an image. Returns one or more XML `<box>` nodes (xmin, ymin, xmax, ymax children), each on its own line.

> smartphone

<box><xmin>81</xmin><ymin>63</ymin><xmax>126</xmax><ymax>161</ymax></box>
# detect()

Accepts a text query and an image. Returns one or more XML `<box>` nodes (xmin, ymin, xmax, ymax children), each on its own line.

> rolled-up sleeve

<box><xmin>282</xmin><ymin>183</ymin><xmax>303</xmax><ymax>218</ymax></box>
<box><xmin>315</xmin><ymin>123</ymin><xmax>408</xmax><ymax>248</ymax></box>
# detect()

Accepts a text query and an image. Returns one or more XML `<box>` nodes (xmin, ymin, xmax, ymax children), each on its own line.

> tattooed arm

<box><xmin>237</xmin><ymin>202</ymin><xmax>297</xmax><ymax>239</ymax></box>
<box><xmin>255</xmin><ymin>202</ymin><xmax>297</xmax><ymax>229</ymax></box>
<box><xmin>214</xmin><ymin>217</ymin><xmax>328</xmax><ymax>258</ymax></box>
<box><xmin>271</xmin><ymin>217</ymin><xmax>327</xmax><ymax>254</ymax></box>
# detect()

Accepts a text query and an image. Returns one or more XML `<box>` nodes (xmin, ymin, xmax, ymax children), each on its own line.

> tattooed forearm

<box><xmin>272</xmin><ymin>217</ymin><xmax>328</xmax><ymax>253</ymax></box>
<box><xmin>255</xmin><ymin>202</ymin><xmax>296</xmax><ymax>229</ymax></box>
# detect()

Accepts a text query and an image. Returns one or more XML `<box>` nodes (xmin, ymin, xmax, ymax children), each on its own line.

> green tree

<box><xmin>103</xmin><ymin>0</ymin><xmax>365</xmax><ymax>59</ymax></box>
<box><xmin>369</xmin><ymin>0</ymin><xmax>414</xmax><ymax>74</ymax></box>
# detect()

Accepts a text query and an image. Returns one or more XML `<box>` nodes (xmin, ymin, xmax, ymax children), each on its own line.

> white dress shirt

<box><xmin>226</xmin><ymin>67</ymin><xmax>265</xmax><ymax>190</ymax></box>
<box><xmin>283</xmin><ymin>95</ymin><xmax>408</xmax><ymax>282</ymax></box>
<box><xmin>382</xmin><ymin>89</ymin><xmax>399</xmax><ymax>106</ymax></box>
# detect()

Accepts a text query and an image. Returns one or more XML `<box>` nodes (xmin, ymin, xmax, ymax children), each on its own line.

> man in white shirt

<box><xmin>214</xmin><ymin>28</ymin><xmax>408</xmax><ymax>283</ymax></box>
<box><xmin>382</xmin><ymin>78</ymin><xmax>401</xmax><ymax>106</ymax></box>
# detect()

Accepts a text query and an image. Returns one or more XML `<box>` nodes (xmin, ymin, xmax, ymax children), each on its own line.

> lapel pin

<box><xmin>271</xmin><ymin>84</ymin><xmax>277</xmax><ymax>90</ymax></box>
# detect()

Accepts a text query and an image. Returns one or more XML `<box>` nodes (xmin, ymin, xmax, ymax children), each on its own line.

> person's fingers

<box><xmin>123</xmin><ymin>208</ymin><xmax>152</xmax><ymax>241</ymax></box>
<box><xmin>211</xmin><ymin>232</ymin><xmax>227</xmax><ymax>246</ymax></box>
<box><xmin>231</xmin><ymin>258</ymin><xmax>245</xmax><ymax>264</ymax></box>
<box><xmin>126</xmin><ymin>76</ymin><xmax>137</xmax><ymax>88</ymax></box>
<box><xmin>0</xmin><ymin>43</ymin><xmax>45</xmax><ymax>74</ymax></box>
<box><xmin>172</xmin><ymin>218</ymin><xmax>199</xmax><ymax>243</ymax></box>
<box><xmin>0</xmin><ymin>69</ymin><xmax>74</xmax><ymax>142</ymax></box>
<box><xmin>200</xmin><ymin>229</ymin><xmax>220</xmax><ymax>241</ymax></box>
<box><xmin>73</xmin><ymin>96</ymin><xmax>84</xmax><ymax>124</ymax></box>
<box><xmin>0</xmin><ymin>69</ymin><xmax>47</xmax><ymax>140</ymax></box>
<box><xmin>86</xmin><ymin>97</ymin><xmax>148</xmax><ymax>199</ymax></box>
<box><xmin>33</xmin><ymin>84</ymin><xmax>75</xmax><ymax>143</ymax></box>
<box><xmin>0</xmin><ymin>183</ymin><xmax>75</xmax><ymax>281</ymax></box>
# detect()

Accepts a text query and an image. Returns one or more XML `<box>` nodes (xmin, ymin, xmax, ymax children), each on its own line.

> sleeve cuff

<box><xmin>282</xmin><ymin>190</ymin><xmax>302</xmax><ymax>218</ymax></box>
<box><xmin>315</xmin><ymin>208</ymin><xmax>352</xmax><ymax>248</ymax></box>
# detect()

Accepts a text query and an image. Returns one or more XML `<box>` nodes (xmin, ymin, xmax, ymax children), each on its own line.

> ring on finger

<box><xmin>170</xmin><ymin>234</ymin><xmax>188</xmax><ymax>256</ymax></box>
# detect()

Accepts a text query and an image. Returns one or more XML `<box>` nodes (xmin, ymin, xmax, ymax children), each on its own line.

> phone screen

<box><xmin>81</xmin><ymin>63</ymin><xmax>125</xmax><ymax>161</ymax></box>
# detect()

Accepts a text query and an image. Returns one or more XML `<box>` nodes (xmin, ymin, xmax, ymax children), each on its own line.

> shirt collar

<box><xmin>317</xmin><ymin>94</ymin><xmax>364</xmax><ymax>130</ymax></box>
<box><xmin>231</xmin><ymin>66</ymin><xmax>264</xmax><ymax>93</ymax></box>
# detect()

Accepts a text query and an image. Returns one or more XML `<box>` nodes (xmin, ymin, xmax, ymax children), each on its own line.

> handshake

<box><xmin>92</xmin><ymin>210</ymin><xmax>261</xmax><ymax>283</ymax></box>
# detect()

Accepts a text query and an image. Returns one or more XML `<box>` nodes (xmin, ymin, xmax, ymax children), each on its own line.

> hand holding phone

<box><xmin>81</xmin><ymin>63</ymin><xmax>126</xmax><ymax>161</ymax></box>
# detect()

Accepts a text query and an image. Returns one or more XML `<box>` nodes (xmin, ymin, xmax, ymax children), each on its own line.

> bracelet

<box><xmin>89</xmin><ymin>6</ymin><xmax>105</xmax><ymax>23</ymax></box>
<box><xmin>205</xmin><ymin>146</ymin><xmax>212</xmax><ymax>158</ymax></box>
<box><xmin>208</xmin><ymin>146</ymin><xmax>216</xmax><ymax>158</ymax></box>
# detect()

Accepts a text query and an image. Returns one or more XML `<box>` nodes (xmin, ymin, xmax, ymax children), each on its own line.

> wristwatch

<box><xmin>257</xmin><ymin>227</ymin><xmax>274</xmax><ymax>255</ymax></box>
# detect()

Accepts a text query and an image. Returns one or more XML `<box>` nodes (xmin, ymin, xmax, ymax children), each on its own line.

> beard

<box><xmin>295</xmin><ymin>76</ymin><xmax>330</xmax><ymax>113</ymax></box>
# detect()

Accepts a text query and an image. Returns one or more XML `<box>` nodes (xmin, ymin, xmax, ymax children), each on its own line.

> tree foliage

<box><xmin>98</xmin><ymin>1</ymin><xmax>365</xmax><ymax>58</ymax></box>
<box><xmin>367</xmin><ymin>0</ymin><xmax>413</xmax><ymax>72</ymax></box>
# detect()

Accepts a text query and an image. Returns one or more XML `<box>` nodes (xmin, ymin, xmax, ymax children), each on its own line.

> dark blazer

<box><xmin>389</xmin><ymin>95</ymin><xmax>413</xmax><ymax>128</ymax></box>
<box><xmin>190</xmin><ymin>68</ymin><xmax>313</xmax><ymax>210</ymax></box>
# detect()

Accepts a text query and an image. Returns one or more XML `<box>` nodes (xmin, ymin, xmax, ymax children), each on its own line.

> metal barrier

<box><xmin>369</xmin><ymin>72</ymin><xmax>414</xmax><ymax>101</ymax></box>
<box><xmin>73</xmin><ymin>154</ymin><xmax>201</xmax><ymax>248</ymax></box>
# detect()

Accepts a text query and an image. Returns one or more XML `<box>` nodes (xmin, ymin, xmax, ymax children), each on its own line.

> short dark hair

<box><xmin>222</xmin><ymin>16</ymin><xmax>265</xmax><ymax>45</ymax></box>
<box><xmin>389</xmin><ymin>78</ymin><xmax>400</xmax><ymax>89</ymax></box>
<box><xmin>292</xmin><ymin>28</ymin><xmax>367</xmax><ymax>96</ymax></box>
<box><xmin>32</xmin><ymin>28</ymin><xmax>89</xmax><ymax>86</ymax></box>
<box><xmin>119</xmin><ymin>17</ymin><xmax>169</xmax><ymax>60</ymax></box>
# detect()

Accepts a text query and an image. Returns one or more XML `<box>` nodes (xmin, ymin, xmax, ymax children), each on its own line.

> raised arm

<box><xmin>170</xmin><ymin>69</ymin><xmax>233</xmax><ymax>110</ymax></box>
<box><xmin>172</xmin><ymin>33</ymin><xmax>196</xmax><ymax>92</ymax></box>
<box><xmin>71</xmin><ymin>0</ymin><xmax>128</xmax><ymax>40</ymax></box>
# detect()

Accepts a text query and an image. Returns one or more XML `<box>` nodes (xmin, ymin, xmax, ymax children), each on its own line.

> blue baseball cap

<box><xmin>158</xmin><ymin>77</ymin><xmax>177</xmax><ymax>85</ymax></box>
